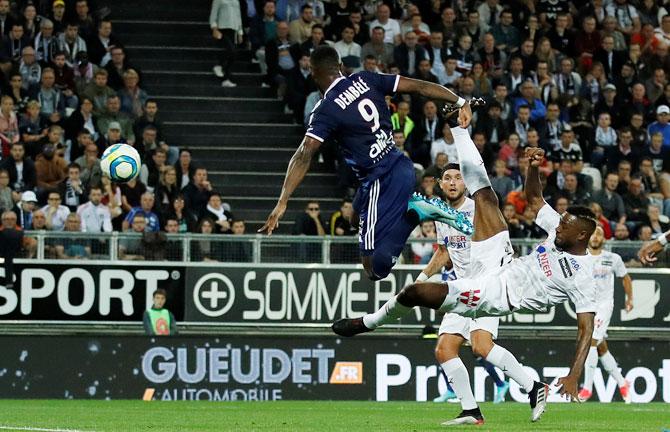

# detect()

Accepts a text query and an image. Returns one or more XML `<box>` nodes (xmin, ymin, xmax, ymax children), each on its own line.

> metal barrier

<box><xmin>19</xmin><ymin>232</ymin><xmax>667</xmax><ymax>265</ymax></box>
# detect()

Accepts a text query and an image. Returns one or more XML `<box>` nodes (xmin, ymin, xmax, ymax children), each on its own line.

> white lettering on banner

<box><xmin>21</xmin><ymin>269</ymin><xmax>55</xmax><ymax>314</ymax></box>
<box><xmin>143</xmin><ymin>346</ymin><xmax>334</xmax><ymax>386</ymax></box>
<box><xmin>99</xmin><ymin>270</ymin><xmax>134</xmax><ymax>315</ymax></box>
<box><xmin>136</xmin><ymin>270</ymin><xmax>170</xmax><ymax>311</ymax></box>
<box><xmin>375</xmin><ymin>354</ymin><xmax>670</xmax><ymax>402</ymax></box>
<box><xmin>57</xmin><ymin>269</ymin><xmax>96</xmax><ymax>316</ymax></box>
<box><xmin>242</xmin><ymin>271</ymin><xmax>263</xmax><ymax>320</ymax></box>
<box><xmin>0</xmin><ymin>267</ymin><xmax>17</xmax><ymax>315</ymax></box>
<box><xmin>159</xmin><ymin>388</ymin><xmax>282</xmax><ymax>401</ymax></box>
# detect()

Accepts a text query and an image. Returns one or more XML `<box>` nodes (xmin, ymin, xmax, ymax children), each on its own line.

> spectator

<box><xmin>623</xmin><ymin>177</ymin><xmax>650</xmax><ymax>224</ymax></box>
<box><xmin>410</xmin><ymin>100</ymin><xmax>443</xmax><ymax>168</ymax></box>
<box><xmin>52</xmin><ymin>51</ymin><xmax>78</xmax><ymax>111</ymax></box>
<box><xmin>334</xmin><ymin>26</ymin><xmax>361</xmax><ymax>71</ymax></box>
<box><xmin>285</xmin><ymin>53</ymin><xmax>316</xmax><ymax>124</ymax></box>
<box><xmin>164</xmin><ymin>193</ymin><xmax>196</xmax><ymax>233</ymax></box>
<box><xmin>648</xmin><ymin>204</ymin><xmax>670</xmax><ymax>237</ymax></box>
<box><xmin>222</xmin><ymin>219</ymin><xmax>252</xmax><ymax>262</ymax></box>
<box><xmin>517</xmin><ymin>39</ymin><xmax>537</xmax><ymax>75</ymax></box>
<box><xmin>73</xmin><ymin>137</ymin><xmax>102</xmax><ymax>189</ymax></box>
<box><xmin>202</xmin><ymin>191</ymin><xmax>233</xmax><ymax>234</ymax></box>
<box><xmin>410</xmin><ymin>220</ymin><xmax>436</xmax><ymax>264</ymax></box>
<box><xmin>119</xmin><ymin>177</ymin><xmax>147</xmax><ymax>213</ymax></box>
<box><xmin>181</xmin><ymin>167</ymin><xmax>212</xmax><ymax>216</ymax></box>
<box><xmin>86</xmin><ymin>20</ymin><xmax>120</xmax><ymax>67</ymax></box>
<box><xmin>143</xmin><ymin>289</ymin><xmax>177</xmax><ymax>336</ymax></box>
<box><xmin>431</xmin><ymin>123</ymin><xmax>458</xmax><ymax>165</ymax></box>
<box><xmin>264</xmin><ymin>21</ymin><xmax>294</xmax><ymax>91</ymax></box>
<box><xmin>605</xmin><ymin>128</ymin><xmax>640</xmax><ymax>174</ymax></box>
<box><xmin>18</xmin><ymin>46</ymin><xmax>41</xmax><ymax>91</ymax></box>
<box><xmin>0</xmin><ymin>168</ymin><xmax>14</xmax><ymax>212</ymax></box>
<box><xmin>551</xmin><ymin>128</ymin><xmax>583</xmax><ymax>171</ymax></box>
<box><xmin>118</xmin><ymin>69</ymin><xmax>148</xmax><ymax>118</ymax></box>
<box><xmin>647</xmin><ymin>105</ymin><xmax>670</xmax><ymax>148</ymax></box>
<box><xmin>154</xmin><ymin>165</ymin><xmax>179</xmax><ymax>215</ymax></box>
<box><xmin>0</xmin><ymin>210</ymin><xmax>27</xmax><ymax>285</ymax></box>
<box><xmin>646</xmin><ymin>68</ymin><xmax>667</xmax><ymax>104</ymax></box>
<box><xmin>35</xmin><ymin>142</ymin><xmax>67</xmax><ymax>190</ymax></box>
<box><xmin>590</xmin><ymin>202</ymin><xmax>613</xmax><ymax>239</ymax></box>
<box><xmin>58</xmin><ymin>162</ymin><xmax>85</xmax><ymax>211</ymax></box>
<box><xmin>2</xmin><ymin>23</ymin><xmax>29</xmax><ymax>63</ymax></box>
<box><xmin>503</xmin><ymin>202</ymin><xmax>527</xmax><ymax>238</ymax></box>
<box><xmin>593</xmin><ymin>35</ymin><xmax>625</xmax><ymax>82</ymax></box>
<box><xmin>497</xmin><ymin>132</ymin><xmax>520</xmax><ymax>170</ymax></box>
<box><xmin>64</xmin><ymin>98</ymin><xmax>98</xmax><ymax>152</ymax></box>
<box><xmin>630</xmin><ymin>112</ymin><xmax>648</xmax><ymax>149</ymax></box>
<box><xmin>393</xmin><ymin>31</ymin><xmax>427</xmax><ymax>76</ymax></box>
<box><xmin>639</xmin><ymin>157</ymin><xmax>664</xmax><ymax>201</ymax></box>
<box><xmin>656</xmin><ymin>14</ymin><xmax>670</xmax><ymax>46</ymax></box>
<box><xmin>40</xmin><ymin>190</ymin><xmax>70</xmax><ymax>231</ymax></box>
<box><xmin>594</xmin><ymin>172</ymin><xmax>627</xmax><ymax>226</ymax></box>
<box><xmin>293</xmin><ymin>200</ymin><xmax>326</xmax><ymax>235</ymax></box>
<box><xmin>58</xmin><ymin>22</ymin><xmax>87</xmax><ymax>68</ymax></box>
<box><xmin>174</xmin><ymin>149</ymin><xmax>194</xmax><ymax>189</ymax></box>
<box><xmin>34</xmin><ymin>18</ymin><xmax>57</xmax><ymax>65</ymax></box>
<box><xmin>347</xmin><ymin>10</ymin><xmax>369</xmax><ymax>46</ymax></box>
<box><xmin>576</xmin><ymin>16</ymin><xmax>601</xmax><ymax>70</ymax></box>
<box><xmin>490</xmin><ymin>159</ymin><xmax>514</xmax><ymax>202</ymax></box>
<box><xmin>250</xmin><ymin>0</ymin><xmax>277</xmax><ymax>74</ymax></box>
<box><xmin>6</xmin><ymin>72</ymin><xmax>30</xmax><ymax>116</ymax></box>
<box><xmin>73</xmin><ymin>52</ymin><xmax>98</xmax><ymax>96</ymax></box>
<box><xmin>475</xmin><ymin>101</ymin><xmax>507</xmax><ymax>150</ymax></box>
<box><xmin>0</xmin><ymin>142</ymin><xmax>36</xmax><ymax>192</ymax></box>
<box><xmin>606</xmin><ymin>0</ymin><xmax>641</xmax><ymax>38</ymax></box>
<box><xmin>97</xmin><ymin>96</ymin><xmax>134</xmax><ymax>145</ymax></box>
<box><xmin>592</xmin><ymin>112</ymin><xmax>617</xmax><ymax>166</ymax></box>
<box><xmin>122</xmin><ymin>192</ymin><xmax>159</xmax><ymax>232</ymax></box>
<box><xmin>491</xmin><ymin>9</ymin><xmax>519</xmax><ymax>54</ymax></box>
<box><xmin>289</xmin><ymin>4</ymin><xmax>315</xmax><ymax>44</ymax></box>
<box><xmin>643</xmin><ymin>132</ymin><xmax>669</xmax><ymax>172</ymax></box>
<box><xmin>12</xmin><ymin>190</ymin><xmax>37</xmax><ymax>229</ymax></box>
<box><xmin>82</xmin><ymin>69</ymin><xmax>115</xmax><ymax>116</ymax></box>
<box><xmin>53</xmin><ymin>213</ymin><xmax>90</xmax><ymax>259</ymax></box>
<box><xmin>32</xmin><ymin>69</ymin><xmax>65</xmax><ymax>128</ymax></box>
<box><xmin>360</xmin><ymin>26</ymin><xmax>394</xmax><ymax>72</ymax></box>
<box><xmin>77</xmin><ymin>186</ymin><xmax>112</xmax><ymax>233</ymax></box>
<box><xmin>49</xmin><ymin>0</ymin><xmax>66</xmax><ymax>34</ymax></box>
<box><xmin>119</xmin><ymin>213</ymin><xmax>146</xmax><ymax>260</ymax></box>
<box><xmin>457</xmin><ymin>10</ymin><xmax>483</xmax><ymax>49</ymax></box>
<box><xmin>560</xmin><ymin>173</ymin><xmax>591</xmax><ymax>206</ymax></box>
<box><xmin>390</xmin><ymin>100</ymin><xmax>414</xmax><ymax>139</ymax></box>
<box><xmin>191</xmin><ymin>217</ymin><xmax>221</xmax><ymax>261</ymax></box>
<box><xmin>74</xmin><ymin>0</ymin><xmax>95</xmax><ymax>40</ymax></box>
<box><xmin>0</xmin><ymin>95</ymin><xmax>19</xmax><ymax>156</ymax></box>
<box><xmin>133</xmin><ymin>99</ymin><xmax>164</xmax><ymax>146</ymax></box>
<box><xmin>139</xmin><ymin>147</ymin><xmax>167</xmax><ymax>191</ymax></box>
<box><xmin>514</xmin><ymin>80</ymin><xmax>546</xmax><ymax>122</ymax></box>
<box><xmin>369</xmin><ymin>4</ymin><xmax>400</xmax><ymax>45</ymax></box>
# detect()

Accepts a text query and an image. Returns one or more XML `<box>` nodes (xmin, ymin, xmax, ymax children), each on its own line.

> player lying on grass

<box><xmin>259</xmin><ymin>45</ymin><xmax>474</xmax><ymax>281</ymax></box>
<box><xmin>333</xmin><ymin>141</ymin><xmax>598</xmax><ymax>416</ymax></box>
<box><xmin>578</xmin><ymin>225</ymin><xmax>633</xmax><ymax>403</ymax></box>
<box><xmin>420</xmin><ymin>158</ymin><xmax>534</xmax><ymax>425</ymax></box>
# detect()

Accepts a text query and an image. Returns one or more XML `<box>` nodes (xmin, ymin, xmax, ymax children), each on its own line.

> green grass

<box><xmin>0</xmin><ymin>401</ymin><xmax>667</xmax><ymax>432</ymax></box>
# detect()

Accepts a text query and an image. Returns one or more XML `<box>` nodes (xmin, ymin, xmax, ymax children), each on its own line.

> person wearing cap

<box><xmin>594</xmin><ymin>83</ymin><xmax>623</xmax><ymax>129</ymax></box>
<box><xmin>97</xmin><ymin>95</ymin><xmax>134</xmax><ymax>144</ymax></box>
<box><xmin>99</xmin><ymin>121</ymin><xmax>125</xmax><ymax>151</ymax></box>
<box><xmin>0</xmin><ymin>142</ymin><xmax>36</xmax><ymax>191</ymax></box>
<box><xmin>49</xmin><ymin>0</ymin><xmax>67</xmax><ymax>34</ymax></box>
<box><xmin>12</xmin><ymin>190</ymin><xmax>38</xmax><ymax>229</ymax></box>
<box><xmin>648</xmin><ymin>105</ymin><xmax>670</xmax><ymax>148</ymax></box>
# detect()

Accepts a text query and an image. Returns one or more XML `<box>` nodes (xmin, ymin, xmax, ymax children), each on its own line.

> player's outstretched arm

<box><xmin>524</xmin><ymin>148</ymin><xmax>547</xmax><ymax>218</ymax></box>
<box><xmin>258</xmin><ymin>136</ymin><xmax>321</xmax><ymax>235</ymax></box>
<box><xmin>396</xmin><ymin>76</ymin><xmax>472</xmax><ymax>128</ymax></box>
<box><xmin>638</xmin><ymin>229</ymin><xmax>669</xmax><ymax>264</ymax></box>
<box><xmin>416</xmin><ymin>244</ymin><xmax>451</xmax><ymax>282</ymax></box>
<box><xmin>557</xmin><ymin>311</ymin><xmax>594</xmax><ymax>401</ymax></box>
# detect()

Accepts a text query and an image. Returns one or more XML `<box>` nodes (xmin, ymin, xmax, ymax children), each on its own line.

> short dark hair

<box><xmin>440</xmin><ymin>163</ymin><xmax>461</xmax><ymax>178</ymax></box>
<box><xmin>301</xmin><ymin>4</ymin><xmax>312</xmax><ymax>12</ymax></box>
<box><xmin>310</xmin><ymin>45</ymin><xmax>340</xmax><ymax>71</ymax></box>
<box><xmin>68</xmin><ymin>162</ymin><xmax>81</xmax><ymax>171</ymax></box>
<box><xmin>567</xmin><ymin>205</ymin><xmax>597</xmax><ymax>234</ymax></box>
<box><xmin>153</xmin><ymin>288</ymin><xmax>167</xmax><ymax>298</ymax></box>
<box><xmin>341</xmin><ymin>198</ymin><xmax>353</xmax><ymax>206</ymax></box>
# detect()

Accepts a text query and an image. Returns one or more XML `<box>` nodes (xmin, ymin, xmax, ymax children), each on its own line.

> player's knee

<box><xmin>435</xmin><ymin>343</ymin><xmax>459</xmax><ymax>363</ymax></box>
<box><xmin>470</xmin><ymin>334</ymin><xmax>494</xmax><ymax>358</ymax></box>
<box><xmin>597</xmin><ymin>344</ymin><xmax>608</xmax><ymax>356</ymax></box>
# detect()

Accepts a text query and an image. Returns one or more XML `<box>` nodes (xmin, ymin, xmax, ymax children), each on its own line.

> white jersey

<box><xmin>591</xmin><ymin>250</ymin><xmax>627</xmax><ymax>310</ymax></box>
<box><xmin>502</xmin><ymin>204</ymin><xmax>597</xmax><ymax>314</ymax></box>
<box><xmin>436</xmin><ymin>197</ymin><xmax>475</xmax><ymax>279</ymax></box>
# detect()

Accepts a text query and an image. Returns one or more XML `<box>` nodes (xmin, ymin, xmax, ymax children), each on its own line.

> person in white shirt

<box><xmin>77</xmin><ymin>186</ymin><xmax>112</xmax><ymax>233</ymax></box>
<box><xmin>655</xmin><ymin>14</ymin><xmax>670</xmax><ymax>46</ymax></box>
<box><xmin>334</xmin><ymin>143</ymin><xmax>598</xmax><ymax>409</ymax></box>
<box><xmin>333</xmin><ymin>26</ymin><xmax>362</xmax><ymax>72</ymax></box>
<box><xmin>41</xmin><ymin>190</ymin><xmax>70</xmax><ymax>231</ymax></box>
<box><xmin>431</xmin><ymin>123</ymin><xmax>459</xmax><ymax>165</ymax></box>
<box><xmin>578</xmin><ymin>225</ymin><xmax>633</xmax><ymax>403</ymax></box>
<box><xmin>369</xmin><ymin>4</ymin><xmax>401</xmax><ymax>45</ymax></box>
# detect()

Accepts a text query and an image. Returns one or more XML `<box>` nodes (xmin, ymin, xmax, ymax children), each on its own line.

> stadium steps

<box><xmin>102</xmin><ymin>1</ymin><xmax>335</xmax><ymax>233</ymax></box>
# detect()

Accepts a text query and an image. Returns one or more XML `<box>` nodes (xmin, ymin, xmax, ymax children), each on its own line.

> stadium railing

<box><xmin>20</xmin><ymin>232</ymin><xmax>665</xmax><ymax>265</ymax></box>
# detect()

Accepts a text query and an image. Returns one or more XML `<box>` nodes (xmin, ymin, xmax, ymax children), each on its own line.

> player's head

<box><xmin>555</xmin><ymin>205</ymin><xmax>597</xmax><ymax>251</ymax></box>
<box><xmin>310</xmin><ymin>45</ymin><xmax>342</xmax><ymax>92</ymax></box>
<box><xmin>588</xmin><ymin>225</ymin><xmax>606</xmax><ymax>251</ymax></box>
<box><xmin>438</xmin><ymin>163</ymin><xmax>465</xmax><ymax>203</ymax></box>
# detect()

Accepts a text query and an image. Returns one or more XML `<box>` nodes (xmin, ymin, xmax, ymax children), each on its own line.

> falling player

<box><xmin>578</xmin><ymin>225</ymin><xmax>634</xmax><ymax>403</ymax></box>
<box><xmin>259</xmin><ymin>45</ymin><xmax>473</xmax><ymax>281</ymax></box>
<box><xmin>419</xmin><ymin>160</ymin><xmax>536</xmax><ymax>425</ymax></box>
<box><xmin>333</xmin><ymin>142</ymin><xmax>598</xmax><ymax>417</ymax></box>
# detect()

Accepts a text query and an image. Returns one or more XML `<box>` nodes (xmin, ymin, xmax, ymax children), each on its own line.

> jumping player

<box><xmin>578</xmin><ymin>225</ymin><xmax>633</xmax><ymax>403</ymax></box>
<box><xmin>333</xmin><ymin>141</ymin><xmax>598</xmax><ymax>413</ymax></box>
<box><xmin>420</xmin><ymin>160</ymin><xmax>536</xmax><ymax>425</ymax></box>
<box><xmin>259</xmin><ymin>45</ymin><xmax>473</xmax><ymax>281</ymax></box>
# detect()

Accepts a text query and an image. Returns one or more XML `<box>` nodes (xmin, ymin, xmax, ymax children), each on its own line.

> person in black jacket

<box><xmin>393</xmin><ymin>31</ymin><xmax>428</xmax><ymax>76</ymax></box>
<box><xmin>0</xmin><ymin>142</ymin><xmax>36</xmax><ymax>192</ymax></box>
<box><xmin>0</xmin><ymin>210</ymin><xmax>26</xmax><ymax>286</ymax></box>
<box><xmin>264</xmin><ymin>21</ymin><xmax>295</xmax><ymax>89</ymax></box>
<box><xmin>86</xmin><ymin>19</ymin><xmax>121</xmax><ymax>66</ymax></box>
<box><xmin>409</xmin><ymin>100</ymin><xmax>444</xmax><ymax>167</ymax></box>
<box><xmin>285</xmin><ymin>52</ymin><xmax>316</xmax><ymax>124</ymax></box>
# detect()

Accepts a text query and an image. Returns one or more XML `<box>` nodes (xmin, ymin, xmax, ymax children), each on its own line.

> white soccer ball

<box><xmin>100</xmin><ymin>143</ymin><xmax>141</xmax><ymax>182</ymax></box>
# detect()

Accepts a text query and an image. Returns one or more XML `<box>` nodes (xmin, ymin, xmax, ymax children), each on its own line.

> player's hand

<box><xmin>258</xmin><ymin>201</ymin><xmax>287</xmax><ymax>235</ymax></box>
<box><xmin>457</xmin><ymin>102</ymin><xmax>472</xmax><ymax>129</ymax></box>
<box><xmin>638</xmin><ymin>240</ymin><xmax>663</xmax><ymax>265</ymax></box>
<box><xmin>625</xmin><ymin>297</ymin><xmax>633</xmax><ymax>312</ymax></box>
<box><xmin>556</xmin><ymin>374</ymin><xmax>580</xmax><ymax>402</ymax></box>
<box><xmin>525</xmin><ymin>147</ymin><xmax>545</xmax><ymax>167</ymax></box>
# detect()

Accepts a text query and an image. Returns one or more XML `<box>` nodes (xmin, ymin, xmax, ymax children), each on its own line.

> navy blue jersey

<box><xmin>306</xmin><ymin>71</ymin><xmax>404</xmax><ymax>182</ymax></box>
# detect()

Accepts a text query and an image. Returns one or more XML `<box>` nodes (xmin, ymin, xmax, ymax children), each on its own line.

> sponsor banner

<box><xmin>0</xmin><ymin>262</ymin><xmax>185</xmax><ymax>321</ymax></box>
<box><xmin>184</xmin><ymin>266</ymin><xmax>670</xmax><ymax>327</ymax></box>
<box><xmin>0</xmin><ymin>335</ymin><xmax>668</xmax><ymax>402</ymax></box>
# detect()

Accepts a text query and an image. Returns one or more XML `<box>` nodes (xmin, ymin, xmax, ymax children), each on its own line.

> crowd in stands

<box><xmin>216</xmin><ymin>0</ymin><xmax>670</xmax><ymax>265</ymax></box>
<box><xmin>0</xmin><ymin>0</ymin><xmax>255</xmax><ymax>263</ymax></box>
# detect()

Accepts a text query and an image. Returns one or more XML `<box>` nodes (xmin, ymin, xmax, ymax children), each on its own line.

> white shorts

<box><xmin>593</xmin><ymin>305</ymin><xmax>613</xmax><ymax>343</ymax></box>
<box><xmin>438</xmin><ymin>314</ymin><xmax>499</xmax><ymax>340</ymax></box>
<box><xmin>439</xmin><ymin>231</ymin><xmax>514</xmax><ymax>318</ymax></box>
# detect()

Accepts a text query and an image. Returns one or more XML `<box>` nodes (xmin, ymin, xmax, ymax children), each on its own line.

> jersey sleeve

<box><xmin>611</xmin><ymin>253</ymin><xmax>628</xmax><ymax>278</ymax></box>
<box><xmin>305</xmin><ymin>101</ymin><xmax>337</xmax><ymax>143</ymax></box>
<box><xmin>358</xmin><ymin>70</ymin><xmax>400</xmax><ymax>95</ymax></box>
<box><xmin>535</xmin><ymin>203</ymin><xmax>561</xmax><ymax>233</ymax></box>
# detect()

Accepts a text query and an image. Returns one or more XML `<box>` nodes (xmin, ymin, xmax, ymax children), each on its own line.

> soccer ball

<box><xmin>100</xmin><ymin>144</ymin><xmax>141</xmax><ymax>182</ymax></box>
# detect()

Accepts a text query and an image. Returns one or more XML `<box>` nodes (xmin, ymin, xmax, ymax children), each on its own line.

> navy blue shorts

<box><xmin>354</xmin><ymin>156</ymin><xmax>416</xmax><ymax>257</ymax></box>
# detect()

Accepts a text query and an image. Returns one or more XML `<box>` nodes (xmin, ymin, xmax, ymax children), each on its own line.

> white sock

<box><xmin>441</xmin><ymin>358</ymin><xmax>478</xmax><ymax>410</ymax></box>
<box><xmin>451</xmin><ymin>127</ymin><xmax>491</xmax><ymax>194</ymax></box>
<box><xmin>583</xmin><ymin>346</ymin><xmax>598</xmax><ymax>392</ymax></box>
<box><xmin>485</xmin><ymin>344</ymin><xmax>534</xmax><ymax>392</ymax></box>
<box><xmin>362</xmin><ymin>296</ymin><xmax>411</xmax><ymax>329</ymax></box>
<box><xmin>599</xmin><ymin>351</ymin><xmax>626</xmax><ymax>387</ymax></box>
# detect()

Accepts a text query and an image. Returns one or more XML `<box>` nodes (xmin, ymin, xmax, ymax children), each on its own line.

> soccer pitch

<box><xmin>0</xmin><ymin>401</ymin><xmax>667</xmax><ymax>432</ymax></box>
